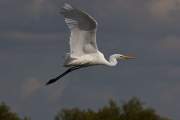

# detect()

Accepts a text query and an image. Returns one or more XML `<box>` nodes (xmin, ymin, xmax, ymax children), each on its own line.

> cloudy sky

<box><xmin>0</xmin><ymin>0</ymin><xmax>180</xmax><ymax>120</ymax></box>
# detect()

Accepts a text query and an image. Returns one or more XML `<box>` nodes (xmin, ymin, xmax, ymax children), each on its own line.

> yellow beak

<box><xmin>122</xmin><ymin>55</ymin><xmax>136</xmax><ymax>60</ymax></box>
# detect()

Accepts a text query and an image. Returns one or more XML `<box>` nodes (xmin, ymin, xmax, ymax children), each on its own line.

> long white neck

<box><xmin>105</xmin><ymin>54</ymin><xmax>121</xmax><ymax>66</ymax></box>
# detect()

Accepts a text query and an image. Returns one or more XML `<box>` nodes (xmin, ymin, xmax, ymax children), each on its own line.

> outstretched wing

<box><xmin>61</xmin><ymin>3</ymin><xmax>98</xmax><ymax>57</ymax></box>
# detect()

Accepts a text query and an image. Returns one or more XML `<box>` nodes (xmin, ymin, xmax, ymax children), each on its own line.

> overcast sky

<box><xmin>0</xmin><ymin>0</ymin><xmax>180</xmax><ymax>120</ymax></box>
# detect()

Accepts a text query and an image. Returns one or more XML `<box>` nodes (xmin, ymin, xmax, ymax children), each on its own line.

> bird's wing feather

<box><xmin>61</xmin><ymin>3</ymin><xmax>98</xmax><ymax>57</ymax></box>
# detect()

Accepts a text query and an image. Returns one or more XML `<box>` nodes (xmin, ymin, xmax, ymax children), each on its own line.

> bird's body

<box><xmin>46</xmin><ymin>3</ymin><xmax>135</xmax><ymax>85</ymax></box>
<box><xmin>64</xmin><ymin>51</ymin><xmax>108</xmax><ymax>67</ymax></box>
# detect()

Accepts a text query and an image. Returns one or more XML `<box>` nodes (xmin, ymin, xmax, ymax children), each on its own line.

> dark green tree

<box><xmin>55</xmin><ymin>97</ymin><xmax>170</xmax><ymax>120</ymax></box>
<box><xmin>0</xmin><ymin>102</ymin><xmax>30</xmax><ymax>120</ymax></box>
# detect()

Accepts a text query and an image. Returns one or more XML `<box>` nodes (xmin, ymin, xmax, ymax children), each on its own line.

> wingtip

<box><xmin>60</xmin><ymin>3</ymin><xmax>74</xmax><ymax>15</ymax></box>
<box><xmin>63</xmin><ymin>3</ymin><xmax>73</xmax><ymax>10</ymax></box>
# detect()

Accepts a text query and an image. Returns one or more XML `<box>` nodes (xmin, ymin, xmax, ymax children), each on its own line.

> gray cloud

<box><xmin>21</xmin><ymin>78</ymin><xmax>42</xmax><ymax>98</ymax></box>
<box><xmin>149</xmin><ymin>0</ymin><xmax>180</xmax><ymax>20</ymax></box>
<box><xmin>160</xmin><ymin>36</ymin><xmax>180</xmax><ymax>52</ymax></box>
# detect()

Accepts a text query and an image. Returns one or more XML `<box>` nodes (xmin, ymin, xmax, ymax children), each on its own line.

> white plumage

<box><xmin>46</xmin><ymin>3</ymin><xmax>135</xmax><ymax>85</ymax></box>
<box><xmin>61</xmin><ymin>3</ymin><xmax>99</xmax><ymax>66</ymax></box>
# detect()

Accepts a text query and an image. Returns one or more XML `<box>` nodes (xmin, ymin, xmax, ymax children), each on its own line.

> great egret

<box><xmin>46</xmin><ymin>3</ymin><xmax>135</xmax><ymax>85</ymax></box>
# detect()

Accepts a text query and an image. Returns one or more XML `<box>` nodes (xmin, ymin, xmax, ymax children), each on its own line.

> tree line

<box><xmin>0</xmin><ymin>97</ymin><xmax>171</xmax><ymax>120</ymax></box>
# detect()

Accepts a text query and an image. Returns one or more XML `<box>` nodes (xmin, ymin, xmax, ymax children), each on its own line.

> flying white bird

<box><xmin>46</xmin><ymin>3</ymin><xmax>135</xmax><ymax>85</ymax></box>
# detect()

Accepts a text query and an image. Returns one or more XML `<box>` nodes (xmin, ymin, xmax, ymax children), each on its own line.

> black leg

<box><xmin>46</xmin><ymin>66</ymin><xmax>82</xmax><ymax>85</ymax></box>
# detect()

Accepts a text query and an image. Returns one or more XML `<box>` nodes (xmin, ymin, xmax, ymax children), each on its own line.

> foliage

<box><xmin>55</xmin><ymin>97</ymin><xmax>171</xmax><ymax>120</ymax></box>
<box><xmin>0</xmin><ymin>102</ymin><xmax>30</xmax><ymax>120</ymax></box>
